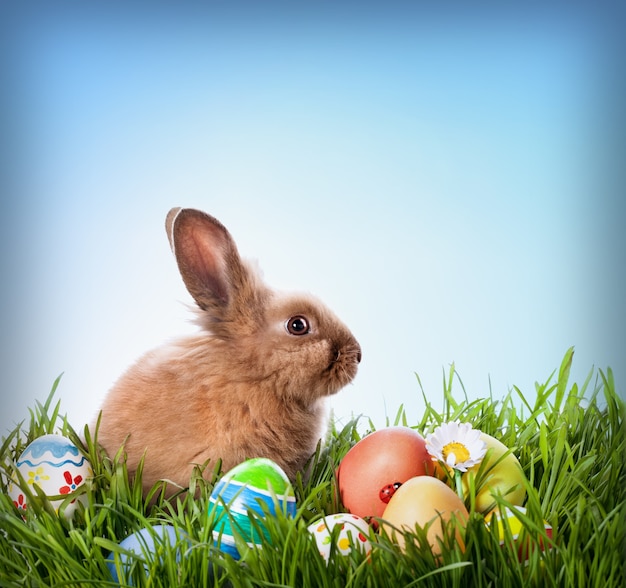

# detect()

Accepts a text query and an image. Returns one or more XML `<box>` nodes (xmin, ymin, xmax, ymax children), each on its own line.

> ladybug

<box><xmin>379</xmin><ymin>481</ymin><xmax>402</xmax><ymax>504</ymax></box>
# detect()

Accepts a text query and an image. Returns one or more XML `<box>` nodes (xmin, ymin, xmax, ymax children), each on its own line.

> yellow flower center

<box><xmin>442</xmin><ymin>441</ymin><xmax>470</xmax><ymax>464</ymax></box>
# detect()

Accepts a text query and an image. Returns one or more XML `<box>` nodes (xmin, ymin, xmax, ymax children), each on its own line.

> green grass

<box><xmin>1</xmin><ymin>347</ymin><xmax>624</xmax><ymax>587</ymax></box>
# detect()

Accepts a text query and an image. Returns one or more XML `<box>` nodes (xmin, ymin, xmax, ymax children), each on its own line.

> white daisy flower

<box><xmin>426</xmin><ymin>421</ymin><xmax>487</xmax><ymax>472</ymax></box>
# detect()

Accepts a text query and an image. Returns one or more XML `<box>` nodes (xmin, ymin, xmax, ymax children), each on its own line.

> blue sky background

<box><xmin>1</xmin><ymin>2</ymin><xmax>624</xmax><ymax>436</ymax></box>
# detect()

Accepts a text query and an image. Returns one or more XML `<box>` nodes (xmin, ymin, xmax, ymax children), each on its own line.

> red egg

<box><xmin>337</xmin><ymin>426</ymin><xmax>430</xmax><ymax>519</ymax></box>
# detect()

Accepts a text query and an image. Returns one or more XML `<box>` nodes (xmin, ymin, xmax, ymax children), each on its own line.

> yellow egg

<box><xmin>485</xmin><ymin>506</ymin><xmax>553</xmax><ymax>561</ymax></box>
<box><xmin>462</xmin><ymin>433</ymin><xmax>526</xmax><ymax>513</ymax></box>
<box><xmin>380</xmin><ymin>476</ymin><xmax>468</xmax><ymax>556</ymax></box>
<box><xmin>427</xmin><ymin>433</ymin><xmax>527</xmax><ymax>513</ymax></box>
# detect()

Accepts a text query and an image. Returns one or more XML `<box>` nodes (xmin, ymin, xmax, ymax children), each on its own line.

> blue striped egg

<box><xmin>209</xmin><ymin>458</ymin><xmax>297</xmax><ymax>559</ymax></box>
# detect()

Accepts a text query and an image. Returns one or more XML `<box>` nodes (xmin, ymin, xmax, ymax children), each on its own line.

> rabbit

<box><xmin>96</xmin><ymin>207</ymin><xmax>361</xmax><ymax>495</ymax></box>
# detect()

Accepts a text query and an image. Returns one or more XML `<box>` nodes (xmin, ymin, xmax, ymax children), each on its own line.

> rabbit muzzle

<box><xmin>327</xmin><ymin>338</ymin><xmax>361</xmax><ymax>392</ymax></box>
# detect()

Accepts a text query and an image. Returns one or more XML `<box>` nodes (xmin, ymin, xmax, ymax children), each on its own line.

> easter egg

<box><xmin>380</xmin><ymin>476</ymin><xmax>468</xmax><ymax>556</ymax></box>
<box><xmin>337</xmin><ymin>426</ymin><xmax>430</xmax><ymax>519</ymax></box>
<box><xmin>427</xmin><ymin>433</ymin><xmax>527</xmax><ymax>513</ymax></box>
<box><xmin>7</xmin><ymin>434</ymin><xmax>92</xmax><ymax>518</ymax></box>
<box><xmin>307</xmin><ymin>513</ymin><xmax>372</xmax><ymax>562</ymax></box>
<box><xmin>209</xmin><ymin>458</ymin><xmax>296</xmax><ymax>559</ymax></box>
<box><xmin>462</xmin><ymin>433</ymin><xmax>526</xmax><ymax>513</ymax></box>
<box><xmin>106</xmin><ymin>524</ymin><xmax>190</xmax><ymax>584</ymax></box>
<box><xmin>485</xmin><ymin>506</ymin><xmax>553</xmax><ymax>561</ymax></box>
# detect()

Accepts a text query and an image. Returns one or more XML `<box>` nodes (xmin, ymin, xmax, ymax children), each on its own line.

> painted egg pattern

<box><xmin>209</xmin><ymin>458</ymin><xmax>296</xmax><ymax>559</ymax></box>
<box><xmin>307</xmin><ymin>513</ymin><xmax>372</xmax><ymax>562</ymax></box>
<box><xmin>8</xmin><ymin>434</ymin><xmax>92</xmax><ymax>518</ymax></box>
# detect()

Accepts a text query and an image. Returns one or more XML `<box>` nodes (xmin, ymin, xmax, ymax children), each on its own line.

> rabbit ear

<box><xmin>165</xmin><ymin>208</ymin><xmax>244</xmax><ymax>311</ymax></box>
<box><xmin>165</xmin><ymin>207</ymin><xmax>181</xmax><ymax>250</ymax></box>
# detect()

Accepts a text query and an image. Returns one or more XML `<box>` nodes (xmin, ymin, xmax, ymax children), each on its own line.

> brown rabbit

<box><xmin>96</xmin><ymin>208</ymin><xmax>361</xmax><ymax>495</ymax></box>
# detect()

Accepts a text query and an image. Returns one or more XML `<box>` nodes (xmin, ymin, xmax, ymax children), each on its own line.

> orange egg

<box><xmin>380</xmin><ymin>476</ymin><xmax>468</xmax><ymax>555</ymax></box>
<box><xmin>337</xmin><ymin>426</ymin><xmax>430</xmax><ymax>519</ymax></box>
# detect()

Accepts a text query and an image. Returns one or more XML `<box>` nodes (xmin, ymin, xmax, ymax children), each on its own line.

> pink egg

<box><xmin>337</xmin><ymin>426</ymin><xmax>430</xmax><ymax>519</ymax></box>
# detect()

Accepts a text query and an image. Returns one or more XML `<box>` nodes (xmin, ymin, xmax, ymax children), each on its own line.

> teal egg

<box><xmin>209</xmin><ymin>458</ymin><xmax>297</xmax><ymax>559</ymax></box>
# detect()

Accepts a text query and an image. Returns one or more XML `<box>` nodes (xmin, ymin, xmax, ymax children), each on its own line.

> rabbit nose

<box><xmin>354</xmin><ymin>343</ymin><xmax>362</xmax><ymax>364</ymax></box>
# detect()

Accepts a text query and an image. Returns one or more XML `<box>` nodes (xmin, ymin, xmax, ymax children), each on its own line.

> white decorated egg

<box><xmin>307</xmin><ymin>513</ymin><xmax>372</xmax><ymax>562</ymax></box>
<box><xmin>7</xmin><ymin>434</ymin><xmax>92</xmax><ymax>518</ymax></box>
<box><xmin>107</xmin><ymin>524</ymin><xmax>190</xmax><ymax>584</ymax></box>
<box><xmin>209</xmin><ymin>458</ymin><xmax>297</xmax><ymax>559</ymax></box>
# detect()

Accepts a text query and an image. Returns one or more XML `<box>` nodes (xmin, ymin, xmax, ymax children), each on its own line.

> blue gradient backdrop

<box><xmin>1</xmin><ymin>2</ymin><xmax>624</xmax><ymax>436</ymax></box>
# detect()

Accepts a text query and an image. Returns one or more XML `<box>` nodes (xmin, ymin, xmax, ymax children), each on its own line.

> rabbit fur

<box><xmin>96</xmin><ymin>208</ymin><xmax>361</xmax><ymax>495</ymax></box>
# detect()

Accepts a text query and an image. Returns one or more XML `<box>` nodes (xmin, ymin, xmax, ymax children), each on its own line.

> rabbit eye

<box><xmin>286</xmin><ymin>315</ymin><xmax>311</xmax><ymax>336</ymax></box>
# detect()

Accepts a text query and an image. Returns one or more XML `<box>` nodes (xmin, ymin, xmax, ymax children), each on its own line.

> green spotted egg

<box><xmin>208</xmin><ymin>458</ymin><xmax>296</xmax><ymax>559</ymax></box>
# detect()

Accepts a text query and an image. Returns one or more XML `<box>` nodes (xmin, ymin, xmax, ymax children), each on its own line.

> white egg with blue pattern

<box><xmin>7</xmin><ymin>434</ymin><xmax>92</xmax><ymax>518</ymax></box>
